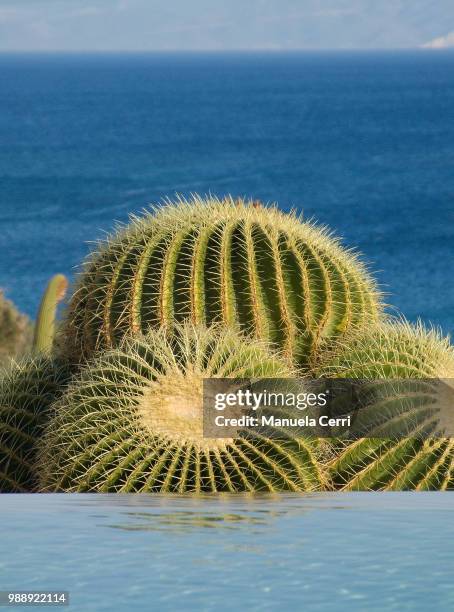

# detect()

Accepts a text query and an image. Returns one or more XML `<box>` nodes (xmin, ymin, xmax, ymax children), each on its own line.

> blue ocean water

<box><xmin>0</xmin><ymin>52</ymin><xmax>453</xmax><ymax>335</ymax></box>
<box><xmin>1</xmin><ymin>493</ymin><xmax>454</xmax><ymax>611</ymax></box>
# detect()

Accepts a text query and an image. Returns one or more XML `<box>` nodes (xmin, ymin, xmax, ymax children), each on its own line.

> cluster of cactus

<box><xmin>1</xmin><ymin>194</ymin><xmax>453</xmax><ymax>492</ymax></box>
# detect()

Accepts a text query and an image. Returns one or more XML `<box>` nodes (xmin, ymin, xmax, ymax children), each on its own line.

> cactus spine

<box><xmin>38</xmin><ymin>323</ymin><xmax>324</xmax><ymax>493</ymax></box>
<box><xmin>62</xmin><ymin>196</ymin><xmax>382</xmax><ymax>367</ymax></box>
<box><xmin>316</xmin><ymin>321</ymin><xmax>454</xmax><ymax>491</ymax></box>
<box><xmin>0</xmin><ymin>356</ymin><xmax>69</xmax><ymax>492</ymax></box>
<box><xmin>33</xmin><ymin>274</ymin><xmax>68</xmax><ymax>355</ymax></box>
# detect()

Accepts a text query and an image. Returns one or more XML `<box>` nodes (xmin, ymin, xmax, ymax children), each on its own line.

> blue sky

<box><xmin>0</xmin><ymin>0</ymin><xmax>453</xmax><ymax>51</ymax></box>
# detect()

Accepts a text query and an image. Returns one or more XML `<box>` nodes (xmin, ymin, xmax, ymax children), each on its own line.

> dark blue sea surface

<box><xmin>1</xmin><ymin>493</ymin><xmax>454</xmax><ymax>611</ymax></box>
<box><xmin>0</xmin><ymin>51</ymin><xmax>453</xmax><ymax>335</ymax></box>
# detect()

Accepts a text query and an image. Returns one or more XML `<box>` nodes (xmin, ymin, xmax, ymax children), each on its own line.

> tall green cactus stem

<box><xmin>38</xmin><ymin>323</ymin><xmax>324</xmax><ymax>493</ymax></box>
<box><xmin>62</xmin><ymin>195</ymin><xmax>382</xmax><ymax>367</ymax></box>
<box><xmin>316</xmin><ymin>321</ymin><xmax>454</xmax><ymax>491</ymax></box>
<box><xmin>0</xmin><ymin>356</ymin><xmax>69</xmax><ymax>492</ymax></box>
<box><xmin>33</xmin><ymin>274</ymin><xmax>68</xmax><ymax>354</ymax></box>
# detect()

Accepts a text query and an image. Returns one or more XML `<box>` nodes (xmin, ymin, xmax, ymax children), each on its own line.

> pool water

<box><xmin>0</xmin><ymin>493</ymin><xmax>453</xmax><ymax>611</ymax></box>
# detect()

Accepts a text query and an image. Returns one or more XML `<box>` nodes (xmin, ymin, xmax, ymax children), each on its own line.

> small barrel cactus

<box><xmin>0</xmin><ymin>356</ymin><xmax>69</xmax><ymax>492</ymax></box>
<box><xmin>61</xmin><ymin>195</ymin><xmax>382</xmax><ymax>367</ymax></box>
<box><xmin>0</xmin><ymin>291</ymin><xmax>32</xmax><ymax>367</ymax></box>
<box><xmin>38</xmin><ymin>323</ymin><xmax>324</xmax><ymax>493</ymax></box>
<box><xmin>316</xmin><ymin>321</ymin><xmax>454</xmax><ymax>491</ymax></box>
<box><xmin>33</xmin><ymin>274</ymin><xmax>68</xmax><ymax>355</ymax></box>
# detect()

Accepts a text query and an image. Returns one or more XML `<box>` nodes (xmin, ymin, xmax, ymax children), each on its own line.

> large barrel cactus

<box><xmin>61</xmin><ymin>196</ymin><xmax>381</xmax><ymax>367</ymax></box>
<box><xmin>316</xmin><ymin>321</ymin><xmax>454</xmax><ymax>491</ymax></box>
<box><xmin>0</xmin><ymin>356</ymin><xmax>69</xmax><ymax>492</ymax></box>
<box><xmin>38</xmin><ymin>323</ymin><xmax>324</xmax><ymax>493</ymax></box>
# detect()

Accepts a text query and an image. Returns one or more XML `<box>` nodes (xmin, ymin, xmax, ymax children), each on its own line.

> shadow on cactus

<box><xmin>0</xmin><ymin>291</ymin><xmax>33</xmax><ymax>367</ymax></box>
<box><xmin>0</xmin><ymin>356</ymin><xmax>70</xmax><ymax>492</ymax></box>
<box><xmin>61</xmin><ymin>195</ymin><xmax>382</xmax><ymax>368</ymax></box>
<box><xmin>316</xmin><ymin>321</ymin><xmax>454</xmax><ymax>491</ymax></box>
<box><xmin>38</xmin><ymin>323</ymin><xmax>324</xmax><ymax>493</ymax></box>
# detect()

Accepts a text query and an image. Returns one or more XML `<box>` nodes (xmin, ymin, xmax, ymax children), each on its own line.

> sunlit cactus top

<box><xmin>62</xmin><ymin>195</ymin><xmax>382</xmax><ymax>366</ymax></box>
<box><xmin>316</xmin><ymin>320</ymin><xmax>454</xmax><ymax>379</ymax></box>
